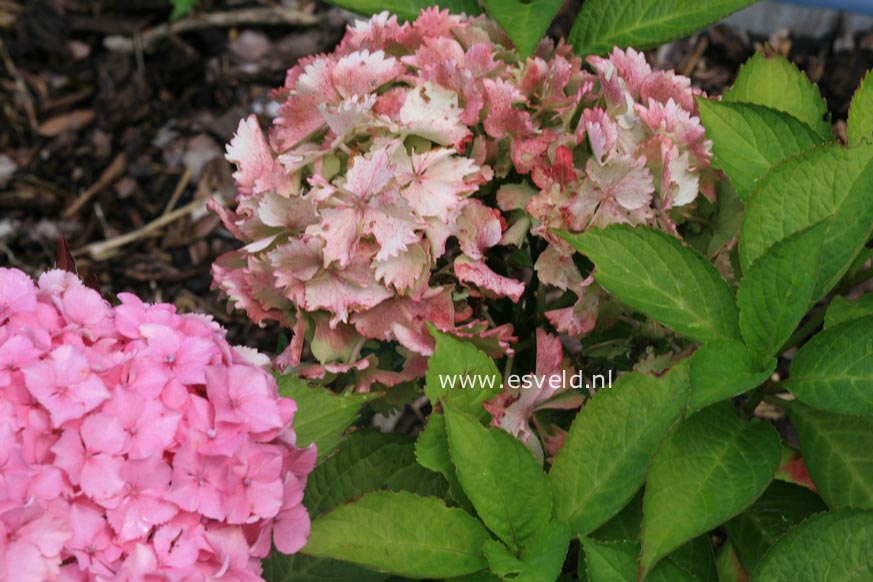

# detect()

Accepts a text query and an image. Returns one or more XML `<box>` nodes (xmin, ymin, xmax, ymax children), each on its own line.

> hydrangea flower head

<box><xmin>212</xmin><ymin>9</ymin><xmax>526</xmax><ymax>387</ymax></box>
<box><xmin>0</xmin><ymin>267</ymin><xmax>314</xmax><ymax>581</ymax></box>
<box><xmin>212</xmin><ymin>9</ymin><xmax>714</xmax><ymax>394</ymax></box>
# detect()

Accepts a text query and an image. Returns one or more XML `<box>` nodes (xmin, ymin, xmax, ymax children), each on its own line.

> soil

<box><xmin>2</xmin><ymin>0</ymin><xmax>872</xmax><ymax>353</ymax></box>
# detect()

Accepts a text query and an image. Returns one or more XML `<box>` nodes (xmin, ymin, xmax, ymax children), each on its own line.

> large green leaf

<box><xmin>323</xmin><ymin>0</ymin><xmax>481</xmax><ymax>21</ymax></box>
<box><xmin>737</xmin><ymin>220</ymin><xmax>829</xmax><ymax>360</ymax></box>
<box><xmin>589</xmin><ymin>491</ymin><xmax>717</xmax><ymax>582</ymax></box>
<box><xmin>824</xmin><ymin>293</ymin><xmax>873</xmax><ymax>329</ymax></box>
<box><xmin>304</xmin><ymin>491</ymin><xmax>491</xmax><ymax>578</ymax></box>
<box><xmin>277</xmin><ymin>375</ymin><xmax>380</xmax><ymax>460</ymax></box>
<box><xmin>724</xmin><ymin>52</ymin><xmax>831</xmax><ymax>139</ymax></box>
<box><xmin>425</xmin><ymin>325</ymin><xmax>501</xmax><ymax>420</ymax></box>
<box><xmin>483</xmin><ymin>0</ymin><xmax>563</xmax><ymax>59</ymax></box>
<box><xmin>549</xmin><ymin>364</ymin><xmax>691</xmax><ymax>535</ymax></box>
<box><xmin>640</xmin><ymin>403</ymin><xmax>780</xmax><ymax>577</ymax></box>
<box><xmin>739</xmin><ymin>142</ymin><xmax>873</xmax><ymax>300</ymax></box>
<box><xmin>304</xmin><ymin>430</ymin><xmax>447</xmax><ymax>518</ymax></box>
<box><xmin>560</xmin><ymin>225</ymin><xmax>740</xmax><ymax>344</ymax></box>
<box><xmin>724</xmin><ymin>480</ymin><xmax>826</xmax><ymax>574</ymax></box>
<box><xmin>567</xmin><ymin>0</ymin><xmax>755</xmax><ymax>57</ymax></box>
<box><xmin>753</xmin><ymin>509</ymin><xmax>873</xmax><ymax>581</ymax></box>
<box><xmin>444</xmin><ymin>405</ymin><xmax>552</xmax><ymax>550</ymax></box>
<box><xmin>848</xmin><ymin>69</ymin><xmax>873</xmax><ymax>146</ymax></box>
<box><xmin>689</xmin><ymin>340</ymin><xmax>775</xmax><ymax>413</ymax></box>
<box><xmin>697</xmin><ymin>99</ymin><xmax>826</xmax><ymax>202</ymax></box>
<box><xmin>787</xmin><ymin>316</ymin><xmax>873</xmax><ymax>415</ymax></box>
<box><xmin>781</xmin><ymin>400</ymin><xmax>873</xmax><ymax>510</ymax></box>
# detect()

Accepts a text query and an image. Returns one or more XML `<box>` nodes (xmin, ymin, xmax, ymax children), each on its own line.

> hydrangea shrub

<box><xmin>5</xmin><ymin>0</ymin><xmax>873</xmax><ymax>581</ymax></box>
<box><xmin>249</xmin><ymin>4</ymin><xmax>873</xmax><ymax>582</ymax></box>
<box><xmin>0</xmin><ymin>268</ymin><xmax>313</xmax><ymax>581</ymax></box>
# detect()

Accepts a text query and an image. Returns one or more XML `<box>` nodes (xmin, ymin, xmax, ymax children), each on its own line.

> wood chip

<box><xmin>37</xmin><ymin>109</ymin><xmax>96</xmax><ymax>137</ymax></box>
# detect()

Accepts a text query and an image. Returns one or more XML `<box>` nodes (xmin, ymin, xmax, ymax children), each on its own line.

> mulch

<box><xmin>2</xmin><ymin>0</ymin><xmax>872</xmax><ymax>352</ymax></box>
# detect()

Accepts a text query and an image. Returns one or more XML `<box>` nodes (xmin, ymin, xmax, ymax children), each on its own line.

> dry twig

<box><xmin>74</xmin><ymin>196</ymin><xmax>216</xmax><ymax>260</ymax></box>
<box><xmin>163</xmin><ymin>167</ymin><xmax>193</xmax><ymax>215</ymax></box>
<box><xmin>65</xmin><ymin>153</ymin><xmax>126</xmax><ymax>217</ymax></box>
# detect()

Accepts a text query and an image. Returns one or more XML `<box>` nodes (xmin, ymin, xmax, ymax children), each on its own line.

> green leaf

<box><xmin>666</xmin><ymin>535</ymin><xmax>718</xmax><ymax>582</ymax></box>
<box><xmin>590</xmin><ymin>490</ymin><xmax>644</xmax><ymax>542</ymax></box>
<box><xmin>581</xmin><ymin>537</ymin><xmax>716</xmax><ymax>582</ymax></box>
<box><xmin>739</xmin><ymin>142</ymin><xmax>873</xmax><ymax>300</ymax></box>
<box><xmin>444</xmin><ymin>405</ymin><xmax>551</xmax><ymax>549</ymax></box>
<box><xmin>517</xmin><ymin>521</ymin><xmax>571</xmax><ymax>581</ymax></box>
<box><xmin>304</xmin><ymin>491</ymin><xmax>491</xmax><ymax>578</ymax></box>
<box><xmin>753</xmin><ymin>509</ymin><xmax>873</xmax><ymax>581</ymax></box>
<box><xmin>425</xmin><ymin>325</ymin><xmax>501</xmax><ymax>420</ymax></box>
<box><xmin>322</xmin><ymin>0</ymin><xmax>481</xmax><ymax>22</ymax></box>
<box><xmin>580</xmin><ymin>539</ymin><xmax>638</xmax><ymax>581</ymax></box>
<box><xmin>482</xmin><ymin>0</ymin><xmax>563</xmax><ymax>59</ymax></box>
<box><xmin>714</xmin><ymin>541</ymin><xmax>748</xmax><ymax>582</ymax></box>
<box><xmin>737</xmin><ymin>220</ymin><xmax>829</xmax><ymax>359</ymax></box>
<box><xmin>724</xmin><ymin>480</ymin><xmax>826</xmax><ymax>573</ymax></box>
<box><xmin>567</xmin><ymin>0</ymin><xmax>755</xmax><ymax>57</ymax></box>
<box><xmin>824</xmin><ymin>294</ymin><xmax>873</xmax><ymax>329</ymax></box>
<box><xmin>484</xmin><ymin>522</ymin><xmax>570</xmax><ymax>582</ymax></box>
<box><xmin>787</xmin><ymin>316</ymin><xmax>873</xmax><ymax>415</ymax></box>
<box><xmin>848</xmin><ymin>69</ymin><xmax>873</xmax><ymax>145</ymax></box>
<box><xmin>483</xmin><ymin>540</ymin><xmax>526</xmax><ymax>578</ymax></box>
<box><xmin>549</xmin><ymin>364</ymin><xmax>691</xmax><ymax>535</ymax></box>
<box><xmin>724</xmin><ymin>52</ymin><xmax>831</xmax><ymax>139</ymax></box>
<box><xmin>304</xmin><ymin>430</ymin><xmax>447</xmax><ymax>518</ymax></box>
<box><xmin>263</xmin><ymin>552</ymin><xmax>388</xmax><ymax>582</ymax></box>
<box><xmin>689</xmin><ymin>340</ymin><xmax>775</xmax><ymax>412</ymax></box>
<box><xmin>781</xmin><ymin>400</ymin><xmax>873</xmax><ymax>509</ymax></box>
<box><xmin>560</xmin><ymin>225</ymin><xmax>740</xmax><ymax>344</ymax></box>
<box><xmin>640</xmin><ymin>403</ymin><xmax>781</xmax><ymax>577</ymax></box>
<box><xmin>415</xmin><ymin>412</ymin><xmax>473</xmax><ymax>511</ymax></box>
<box><xmin>276</xmin><ymin>375</ymin><xmax>380</xmax><ymax>461</ymax></box>
<box><xmin>706</xmin><ymin>181</ymin><xmax>745</xmax><ymax>257</ymax></box>
<box><xmin>170</xmin><ymin>0</ymin><xmax>197</xmax><ymax>20</ymax></box>
<box><xmin>696</xmin><ymin>99</ymin><xmax>826</xmax><ymax>202</ymax></box>
<box><xmin>590</xmin><ymin>494</ymin><xmax>718</xmax><ymax>582</ymax></box>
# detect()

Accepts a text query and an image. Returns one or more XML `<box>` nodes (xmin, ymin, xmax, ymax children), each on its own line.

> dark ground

<box><xmin>2</xmin><ymin>0</ymin><xmax>872</xmax><ymax>352</ymax></box>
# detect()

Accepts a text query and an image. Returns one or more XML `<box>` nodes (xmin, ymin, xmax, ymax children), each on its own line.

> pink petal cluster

<box><xmin>0</xmin><ymin>268</ymin><xmax>315</xmax><ymax>582</ymax></box>
<box><xmin>211</xmin><ymin>9</ymin><xmax>524</xmax><ymax>387</ymax></box>
<box><xmin>518</xmin><ymin>46</ymin><xmax>715</xmax><ymax>336</ymax></box>
<box><xmin>211</xmin><ymin>8</ymin><xmax>714</xmax><ymax>389</ymax></box>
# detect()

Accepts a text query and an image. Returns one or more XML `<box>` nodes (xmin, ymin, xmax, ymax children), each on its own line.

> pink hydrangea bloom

<box><xmin>212</xmin><ymin>9</ymin><xmax>527</xmax><ymax>388</ymax></box>
<box><xmin>0</xmin><ymin>268</ymin><xmax>314</xmax><ymax>581</ymax></box>
<box><xmin>211</xmin><ymin>9</ymin><xmax>715</xmax><ymax>394</ymax></box>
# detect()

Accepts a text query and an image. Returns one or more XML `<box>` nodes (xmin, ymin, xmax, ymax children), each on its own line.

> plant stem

<box><xmin>777</xmin><ymin>305</ymin><xmax>827</xmax><ymax>354</ymax></box>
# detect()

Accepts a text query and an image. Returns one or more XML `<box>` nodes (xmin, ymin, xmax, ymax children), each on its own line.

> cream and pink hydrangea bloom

<box><xmin>212</xmin><ymin>9</ymin><xmax>713</xmax><ymax>395</ymax></box>
<box><xmin>0</xmin><ymin>268</ymin><xmax>313</xmax><ymax>581</ymax></box>
<box><xmin>208</xmin><ymin>9</ymin><xmax>714</xmax><ymax>462</ymax></box>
